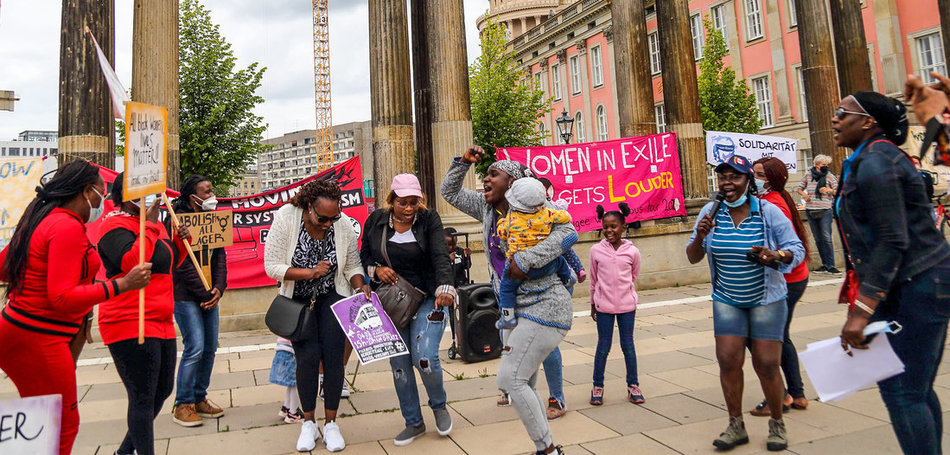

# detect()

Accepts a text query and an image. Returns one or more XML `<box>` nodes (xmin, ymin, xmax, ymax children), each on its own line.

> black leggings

<box><xmin>108</xmin><ymin>337</ymin><xmax>176</xmax><ymax>455</ymax></box>
<box><xmin>292</xmin><ymin>292</ymin><xmax>347</xmax><ymax>413</ymax></box>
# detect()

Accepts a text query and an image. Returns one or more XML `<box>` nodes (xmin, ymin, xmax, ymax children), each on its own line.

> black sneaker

<box><xmin>826</xmin><ymin>267</ymin><xmax>842</xmax><ymax>275</ymax></box>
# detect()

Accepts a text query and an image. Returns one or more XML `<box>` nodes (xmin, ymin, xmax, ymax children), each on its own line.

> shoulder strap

<box><xmin>380</xmin><ymin>223</ymin><xmax>393</xmax><ymax>268</ymax></box>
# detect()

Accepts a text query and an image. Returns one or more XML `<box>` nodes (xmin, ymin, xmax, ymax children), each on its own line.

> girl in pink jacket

<box><xmin>588</xmin><ymin>203</ymin><xmax>644</xmax><ymax>406</ymax></box>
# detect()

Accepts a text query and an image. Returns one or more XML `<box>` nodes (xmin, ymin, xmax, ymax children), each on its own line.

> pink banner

<box><xmin>498</xmin><ymin>134</ymin><xmax>687</xmax><ymax>233</ymax></box>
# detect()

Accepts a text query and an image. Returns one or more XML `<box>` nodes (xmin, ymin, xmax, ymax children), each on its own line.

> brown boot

<box><xmin>195</xmin><ymin>399</ymin><xmax>224</xmax><ymax>418</ymax></box>
<box><xmin>173</xmin><ymin>403</ymin><xmax>203</xmax><ymax>427</ymax></box>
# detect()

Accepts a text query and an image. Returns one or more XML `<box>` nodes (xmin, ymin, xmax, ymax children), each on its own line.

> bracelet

<box><xmin>854</xmin><ymin>300</ymin><xmax>875</xmax><ymax>315</ymax></box>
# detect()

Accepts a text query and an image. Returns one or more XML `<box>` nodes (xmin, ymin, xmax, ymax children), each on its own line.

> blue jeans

<box><xmin>872</xmin><ymin>261</ymin><xmax>950</xmax><ymax>455</ymax></box>
<box><xmin>542</xmin><ymin>347</ymin><xmax>564</xmax><ymax>404</ymax></box>
<box><xmin>498</xmin><ymin>257</ymin><xmax>572</xmax><ymax>311</ymax></box>
<box><xmin>806</xmin><ymin>209</ymin><xmax>835</xmax><ymax>268</ymax></box>
<box><xmin>173</xmin><ymin>301</ymin><xmax>219</xmax><ymax>405</ymax></box>
<box><xmin>593</xmin><ymin>310</ymin><xmax>638</xmax><ymax>387</ymax></box>
<box><xmin>390</xmin><ymin>296</ymin><xmax>447</xmax><ymax>427</ymax></box>
<box><xmin>781</xmin><ymin>279</ymin><xmax>808</xmax><ymax>398</ymax></box>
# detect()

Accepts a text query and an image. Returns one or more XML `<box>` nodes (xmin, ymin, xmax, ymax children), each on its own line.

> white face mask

<box><xmin>192</xmin><ymin>194</ymin><xmax>218</xmax><ymax>211</ymax></box>
<box><xmin>130</xmin><ymin>194</ymin><xmax>159</xmax><ymax>210</ymax></box>
<box><xmin>86</xmin><ymin>187</ymin><xmax>105</xmax><ymax>224</ymax></box>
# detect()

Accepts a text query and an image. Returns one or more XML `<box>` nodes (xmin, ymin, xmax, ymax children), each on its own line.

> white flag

<box><xmin>86</xmin><ymin>26</ymin><xmax>129</xmax><ymax>120</ymax></box>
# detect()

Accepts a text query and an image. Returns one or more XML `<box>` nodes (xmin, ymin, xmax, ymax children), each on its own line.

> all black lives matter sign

<box><xmin>123</xmin><ymin>101</ymin><xmax>167</xmax><ymax>201</ymax></box>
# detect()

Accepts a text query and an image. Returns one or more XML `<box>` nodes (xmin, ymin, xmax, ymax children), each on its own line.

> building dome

<box><xmin>475</xmin><ymin>0</ymin><xmax>571</xmax><ymax>40</ymax></box>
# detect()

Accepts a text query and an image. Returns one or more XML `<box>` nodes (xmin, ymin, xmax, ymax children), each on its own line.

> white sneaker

<box><xmin>341</xmin><ymin>381</ymin><xmax>351</xmax><ymax>398</ymax></box>
<box><xmin>296</xmin><ymin>420</ymin><xmax>320</xmax><ymax>452</ymax></box>
<box><xmin>323</xmin><ymin>421</ymin><xmax>346</xmax><ymax>452</ymax></box>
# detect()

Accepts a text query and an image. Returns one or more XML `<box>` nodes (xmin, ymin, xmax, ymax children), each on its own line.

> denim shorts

<box><xmin>712</xmin><ymin>299</ymin><xmax>788</xmax><ymax>341</ymax></box>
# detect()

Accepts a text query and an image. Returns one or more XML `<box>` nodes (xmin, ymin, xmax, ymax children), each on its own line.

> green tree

<box><xmin>179</xmin><ymin>0</ymin><xmax>266</xmax><ymax>190</ymax></box>
<box><xmin>697</xmin><ymin>16</ymin><xmax>762</xmax><ymax>134</ymax></box>
<box><xmin>469</xmin><ymin>20</ymin><xmax>551</xmax><ymax>176</ymax></box>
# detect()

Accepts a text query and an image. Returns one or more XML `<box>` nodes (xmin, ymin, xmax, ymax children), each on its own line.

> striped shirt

<box><xmin>797</xmin><ymin>170</ymin><xmax>838</xmax><ymax>211</ymax></box>
<box><xmin>710</xmin><ymin>207</ymin><xmax>766</xmax><ymax>308</ymax></box>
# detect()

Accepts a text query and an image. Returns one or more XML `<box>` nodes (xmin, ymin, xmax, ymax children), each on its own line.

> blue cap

<box><xmin>715</xmin><ymin>154</ymin><xmax>754</xmax><ymax>175</ymax></box>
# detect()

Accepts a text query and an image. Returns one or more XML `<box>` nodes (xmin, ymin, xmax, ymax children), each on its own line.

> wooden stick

<box><xmin>138</xmin><ymin>197</ymin><xmax>146</xmax><ymax>345</ymax></box>
<box><xmin>350</xmin><ymin>361</ymin><xmax>360</xmax><ymax>388</ymax></box>
<box><xmin>162</xmin><ymin>194</ymin><xmax>211</xmax><ymax>291</ymax></box>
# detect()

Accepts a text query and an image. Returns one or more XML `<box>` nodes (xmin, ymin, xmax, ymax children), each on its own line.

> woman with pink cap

<box><xmin>360</xmin><ymin>173</ymin><xmax>457</xmax><ymax>446</ymax></box>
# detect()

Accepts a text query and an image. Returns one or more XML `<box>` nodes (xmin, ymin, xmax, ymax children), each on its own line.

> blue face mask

<box><xmin>723</xmin><ymin>193</ymin><xmax>748</xmax><ymax>208</ymax></box>
<box><xmin>753</xmin><ymin>178</ymin><xmax>768</xmax><ymax>193</ymax></box>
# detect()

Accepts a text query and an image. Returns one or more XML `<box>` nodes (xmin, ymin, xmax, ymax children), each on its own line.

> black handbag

<box><xmin>375</xmin><ymin>224</ymin><xmax>425</xmax><ymax>328</ymax></box>
<box><xmin>265</xmin><ymin>286</ymin><xmax>318</xmax><ymax>342</ymax></box>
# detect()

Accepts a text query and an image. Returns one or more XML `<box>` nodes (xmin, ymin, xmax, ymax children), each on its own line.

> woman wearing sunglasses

<box><xmin>360</xmin><ymin>174</ymin><xmax>456</xmax><ymax>447</ymax></box>
<box><xmin>834</xmin><ymin>91</ymin><xmax>950</xmax><ymax>455</ymax></box>
<box><xmin>264</xmin><ymin>178</ymin><xmax>371</xmax><ymax>453</ymax></box>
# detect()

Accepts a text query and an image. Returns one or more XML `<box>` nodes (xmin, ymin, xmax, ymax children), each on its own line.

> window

<box><xmin>917</xmin><ymin>32</ymin><xmax>947</xmax><ymax>84</ymax></box>
<box><xmin>9</xmin><ymin>147</ymin><xmax>18</xmax><ymax>156</ymax></box>
<box><xmin>569</xmin><ymin>55</ymin><xmax>581</xmax><ymax>94</ymax></box>
<box><xmin>596</xmin><ymin>105</ymin><xmax>609</xmax><ymax>141</ymax></box>
<box><xmin>787</xmin><ymin>0</ymin><xmax>797</xmax><ymax>27</ymax></box>
<box><xmin>752</xmin><ymin>75</ymin><xmax>774</xmax><ymax>127</ymax></box>
<box><xmin>654</xmin><ymin>103</ymin><xmax>667</xmax><ymax>133</ymax></box>
<box><xmin>690</xmin><ymin>13</ymin><xmax>704</xmax><ymax>60</ymax></box>
<box><xmin>745</xmin><ymin>0</ymin><xmax>764</xmax><ymax>41</ymax></box>
<box><xmin>796</xmin><ymin>66</ymin><xmax>807</xmax><ymax>121</ymax></box>
<box><xmin>575</xmin><ymin>111</ymin><xmax>586</xmax><ymax>142</ymax></box>
<box><xmin>534</xmin><ymin>72</ymin><xmax>543</xmax><ymax>96</ymax></box>
<box><xmin>648</xmin><ymin>32</ymin><xmax>661</xmax><ymax>75</ymax></box>
<box><xmin>590</xmin><ymin>46</ymin><xmax>604</xmax><ymax>86</ymax></box>
<box><xmin>711</xmin><ymin>4</ymin><xmax>727</xmax><ymax>38</ymax></box>
<box><xmin>551</xmin><ymin>64</ymin><xmax>562</xmax><ymax>100</ymax></box>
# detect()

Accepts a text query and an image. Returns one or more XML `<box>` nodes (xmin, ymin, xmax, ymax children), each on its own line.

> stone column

<box><xmin>610</xmin><ymin>0</ymin><xmax>656</xmax><ymax>137</ymax></box>
<box><xmin>369</xmin><ymin>0</ymin><xmax>415</xmax><ymax>200</ymax></box>
<box><xmin>58</xmin><ymin>0</ymin><xmax>115</xmax><ymax>167</ymax></box>
<box><xmin>132</xmin><ymin>0</ymin><xmax>179</xmax><ymax>189</ymax></box>
<box><xmin>829</xmin><ymin>0</ymin><xmax>873</xmax><ymax>97</ymax></box>
<box><xmin>655</xmin><ymin>0</ymin><xmax>706</xmax><ymax>199</ymax></box>
<box><xmin>873</xmin><ymin>0</ymin><xmax>904</xmax><ymax>95</ymax></box>
<box><xmin>426</xmin><ymin>0</ymin><xmax>477</xmax><ymax>223</ymax></box>
<box><xmin>410</xmin><ymin>0</ymin><xmax>435</xmax><ymax>202</ymax></box>
<box><xmin>796</xmin><ymin>0</ymin><xmax>847</xmax><ymax>170</ymax></box>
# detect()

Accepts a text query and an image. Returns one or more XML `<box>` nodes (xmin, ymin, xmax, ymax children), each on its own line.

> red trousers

<box><xmin>0</xmin><ymin>318</ymin><xmax>79</xmax><ymax>455</ymax></box>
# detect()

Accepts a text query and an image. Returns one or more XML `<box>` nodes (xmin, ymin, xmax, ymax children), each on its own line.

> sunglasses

<box><xmin>834</xmin><ymin>107</ymin><xmax>872</xmax><ymax>120</ymax></box>
<box><xmin>311</xmin><ymin>212</ymin><xmax>341</xmax><ymax>223</ymax></box>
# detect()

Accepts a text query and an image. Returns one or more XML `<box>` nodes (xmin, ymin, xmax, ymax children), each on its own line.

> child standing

<box><xmin>588</xmin><ymin>203</ymin><xmax>644</xmax><ymax>405</ymax></box>
<box><xmin>270</xmin><ymin>337</ymin><xmax>304</xmax><ymax>423</ymax></box>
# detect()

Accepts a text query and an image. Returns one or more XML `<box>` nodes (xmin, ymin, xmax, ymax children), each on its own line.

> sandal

<box><xmin>790</xmin><ymin>396</ymin><xmax>809</xmax><ymax>410</ymax></box>
<box><xmin>749</xmin><ymin>398</ymin><xmax>790</xmax><ymax>417</ymax></box>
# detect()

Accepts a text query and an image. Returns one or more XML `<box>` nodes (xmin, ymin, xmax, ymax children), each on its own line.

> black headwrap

<box><xmin>851</xmin><ymin>91</ymin><xmax>909</xmax><ymax>145</ymax></box>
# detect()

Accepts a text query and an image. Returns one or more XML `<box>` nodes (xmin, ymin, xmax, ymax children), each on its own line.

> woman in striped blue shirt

<box><xmin>686</xmin><ymin>154</ymin><xmax>805</xmax><ymax>452</ymax></box>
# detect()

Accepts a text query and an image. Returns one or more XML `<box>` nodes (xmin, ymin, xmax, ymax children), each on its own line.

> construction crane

<box><xmin>312</xmin><ymin>0</ymin><xmax>333</xmax><ymax>172</ymax></box>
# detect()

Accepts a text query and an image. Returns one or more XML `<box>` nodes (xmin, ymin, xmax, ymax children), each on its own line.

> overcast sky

<box><xmin>0</xmin><ymin>0</ymin><xmax>488</xmax><ymax>141</ymax></box>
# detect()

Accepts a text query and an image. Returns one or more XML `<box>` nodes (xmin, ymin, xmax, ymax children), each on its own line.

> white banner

<box><xmin>86</xmin><ymin>26</ymin><xmax>129</xmax><ymax>120</ymax></box>
<box><xmin>0</xmin><ymin>394</ymin><xmax>62</xmax><ymax>455</ymax></box>
<box><xmin>706</xmin><ymin>130</ymin><xmax>800</xmax><ymax>173</ymax></box>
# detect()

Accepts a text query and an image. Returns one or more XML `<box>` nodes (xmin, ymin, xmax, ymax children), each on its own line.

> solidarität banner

<box><xmin>89</xmin><ymin>157</ymin><xmax>369</xmax><ymax>289</ymax></box>
<box><xmin>498</xmin><ymin>134</ymin><xmax>687</xmax><ymax>233</ymax></box>
<box><xmin>706</xmin><ymin>130</ymin><xmax>799</xmax><ymax>173</ymax></box>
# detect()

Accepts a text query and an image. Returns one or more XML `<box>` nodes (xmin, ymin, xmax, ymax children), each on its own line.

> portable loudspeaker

<box><xmin>455</xmin><ymin>283</ymin><xmax>502</xmax><ymax>363</ymax></box>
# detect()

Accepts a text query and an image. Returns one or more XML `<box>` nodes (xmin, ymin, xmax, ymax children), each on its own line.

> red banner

<box><xmin>91</xmin><ymin>157</ymin><xmax>368</xmax><ymax>289</ymax></box>
<box><xmin>498</xmin><ymin>135</ymin><xmax>687</xmax><ymax>233</ymax></box>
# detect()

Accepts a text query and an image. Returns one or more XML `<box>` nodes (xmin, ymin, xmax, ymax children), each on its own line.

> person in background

<box><xmin>97</xmin><ymin>174</ymin><xmax>191</xmax><ymax>455</ymax></box>
<box><xmin>835</xmin><ymin>88</ymin><xmax>950</xmax><ymax>455</ymax></box>
<box><xmin>588</xmin><ymin>203</ymin><xmax>644</xmax><ymax>406</ymax></box>
<box><xmin>169</xmin><ymin>174</ymin><xmax>228</xmax><ymax>427</ymax></box>
<box><xmin>271</xmin><ymin>336</ymin><xmax>304</xmax><ymax>424</ymax></box>
<box><xmin>361</xmin><ymin>173</ymin><xmax>456</xmax><ymax>446</ymax></box>
<box><xmin>796</xmin><ymin>154</ymin><xmax>840</xmax><ymax>275</ymax></box>
<box><xmin>264</xmin><ymin>178</ymin><xmax>369</xmax><ymax>453</ymax></box>
<box><xmin>443</xmin><ymin>227</ymin><xmax>470</xmax><ymax>360</ymax></box>
<box><xmin>750</xmin><ymin>157</ymin><xmax>811</xmax><ymax>416</ymax></box>
<box><xmin>686</xmin><ymin>154</ymin><xmax>804</xmax><ymax>452</ymax></box>
<box><xmin>0</xmin><ymin>160</ymin><xmax>151</xmax><ymax>455</ymax></box>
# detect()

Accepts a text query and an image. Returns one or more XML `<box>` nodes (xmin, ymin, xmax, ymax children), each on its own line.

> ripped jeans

<box><xmin>389</xmin><ymin>296</ymin><xmax>448</xmax><ymax>427</ymax></box>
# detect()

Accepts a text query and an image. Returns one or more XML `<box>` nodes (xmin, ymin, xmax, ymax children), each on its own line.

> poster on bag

<box><xmin>706</xmin><ymin>130</ymin><xmax>799</xmax><ymax>173</ymax></box>
<box><xmin>0</xmin><ymin>394</ymin><xmax>61</xmax><ymax>455</ymax></box>
<box><xmin>498</xmin><ymin>134</ymin><xmax>687</xmax><ymax>233</ymax></box>
<box><xmin>330</xmin><ymin>293</ymin><xmax>408</xmax><ymax>365</ymax></box>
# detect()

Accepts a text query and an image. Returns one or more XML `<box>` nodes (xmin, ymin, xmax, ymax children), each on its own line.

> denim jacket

<box><xmin>687</xmin><ymin>197</ymin><xmax>805</xmax><ymax>305</ymax></box>
<box><xmin>835</xmin><ymin>135</ymin><xmax>950</xmax><ymax>301</ymax></box>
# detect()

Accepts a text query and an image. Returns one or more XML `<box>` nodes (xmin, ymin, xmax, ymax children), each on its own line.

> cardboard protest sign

<box><xmin>907</xmin><ymin>125</ymin><xmax>950</xmax><ymax>194</ymax></box>
<box><xmin>0</xmin><ymin>158</ymin><xmax>44</xmax><ymax>250</ymax></box>
<box><xmin>706</xmin><ymin>130</ymin><xmax>800</xmax><ymax>173</ymax></box>
<box><xmin>0</xmin><ymin>394</ymin><xmax>62</xmax><ymax>455</ymax></box>
<box><xmin>331</xmin><ymin>293</ymin><xmax>408</xmax><ymax>365</ymax></box>
<box><xmin>123</xmin><ymin>101</ymin><xmax>167</xmax><ymax>201</ymax></box>
<box><xmin>177</xmin><ymin>210</ymin><xmax>233</xmax><ymax>251</ymax></box>
<box><xmin>498</xmin><ymin>134</ymin><xmax>687</xmax><ymax>233</ymax></box>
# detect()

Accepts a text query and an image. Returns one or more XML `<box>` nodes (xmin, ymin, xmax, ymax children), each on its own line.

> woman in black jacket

<box><xmin>360</xmin><ymin>174</ymin><xmax>456</xmax><ymax>447</ymax></box>
<box><xmin>834</xmin><ymin>91</ymin><xmax>950</xmax><ymax>455</ymax></box>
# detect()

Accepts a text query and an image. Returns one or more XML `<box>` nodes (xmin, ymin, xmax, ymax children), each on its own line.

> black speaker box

<box><xmin>455</xmin><ymin>283</ymin><xmax>502</xmax><ymax>363</ymax></box>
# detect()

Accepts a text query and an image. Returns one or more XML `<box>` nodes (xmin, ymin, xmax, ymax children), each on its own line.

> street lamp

<box><xmin>555</xmin><ymin>108</ymin><xmax>574</xmax><ymax>145</ymax></box>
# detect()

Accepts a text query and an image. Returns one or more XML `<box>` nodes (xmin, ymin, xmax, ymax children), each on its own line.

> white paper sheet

<box><xmin>799</xmin><ymin>334</ymin><xmax>905</xmax><ymax>402</ymax></box>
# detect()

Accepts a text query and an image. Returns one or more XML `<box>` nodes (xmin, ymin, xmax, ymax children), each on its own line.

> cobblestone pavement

<box><xmin>4</xmin><ymin>277</ymin><xmax>944</xmax><ymax>454</ymax></box>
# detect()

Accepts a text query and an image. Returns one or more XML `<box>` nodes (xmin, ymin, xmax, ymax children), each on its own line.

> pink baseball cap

<box><xmin>391</xmin><ymin>174</ymin><xmax>423</xmax><ymax>198</ymax></box>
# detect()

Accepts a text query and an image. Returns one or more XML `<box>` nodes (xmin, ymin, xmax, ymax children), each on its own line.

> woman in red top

<box><xmin>96</xmin><ymin>173</ymin><xmax>190</xmax><ymax>455</ymax></box>
<box><xmin>0</xmin><ymin>160</ymin><xmax>151</xmax><ymax>455</ymax></box>
<box><xmin>750</xmin><ymin>157</ymin><xmax>811</xmax><ymax>415</ymax></box>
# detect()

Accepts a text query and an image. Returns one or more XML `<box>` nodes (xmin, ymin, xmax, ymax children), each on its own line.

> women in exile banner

<box><xmin>498</xmin><ymin>134</ymin><xmax>687</xmax><ymax>233</ymax></box>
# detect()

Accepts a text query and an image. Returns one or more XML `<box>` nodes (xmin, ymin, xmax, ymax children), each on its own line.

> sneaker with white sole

<box><xmin>284</xmin><ymin>408</ymin><xmax>304</xmax><ymax>424</ymax></box>
<box><xmin>434</xmin><ymin>408</ymin><xmax>453</xmax><ymax>436</ymax></box>
<box><xmin>497</xmin><ymin>392</ymin><xmax>511</xmax><ymax>406</ymax></box>
<box><xmin>323</xmin><ymin>421</ymin><xmax>345</xmax><ymax>452</ymax></box>
<box><xmin>341</xmin><ymin>381</ymin><xmax>351</xmax><ymax>398</ymax></box>
<box><xmin>393</xmin><ymin>424</ymin><xmax>425</xmax><ymax>446</ymax></box>
<box><xmin>296</xmin><ymin>420</ymin><xmax>320</xmax><ymax>452</ymax></box>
